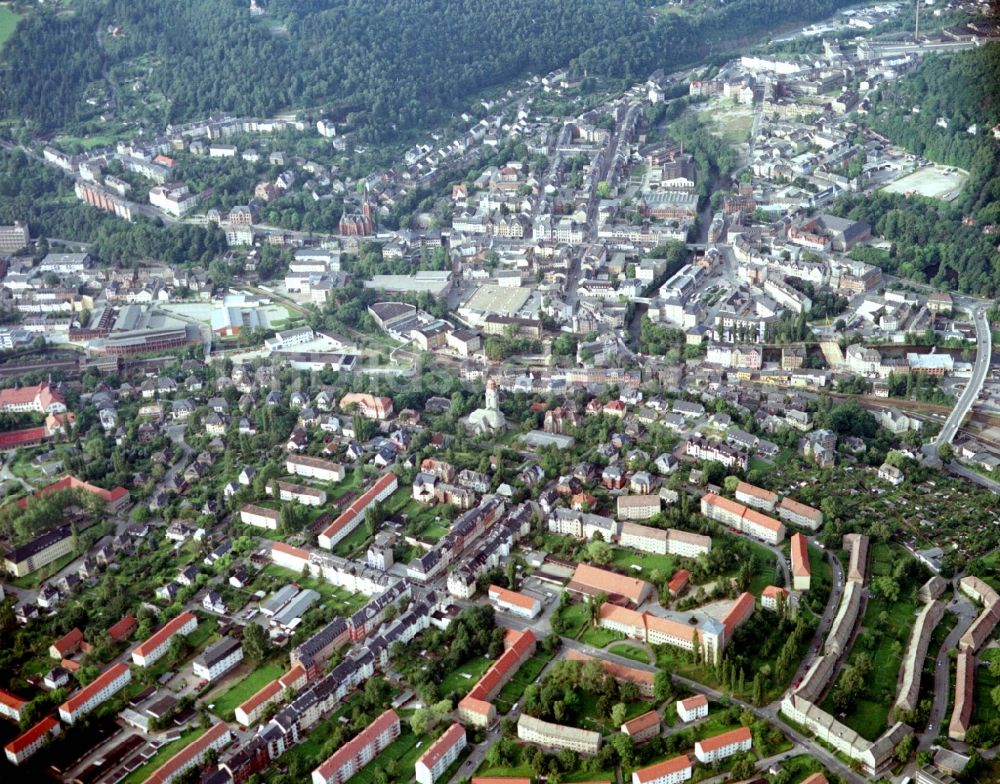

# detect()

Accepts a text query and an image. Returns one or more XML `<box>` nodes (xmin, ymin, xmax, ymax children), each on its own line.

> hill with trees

<box><xmin>833</xmin><ymin>42</ymin><xmax>1000</xmax><ymax>295</ymax></box>
<box><xmin>0</xmin><ymin>0</ymin><xmax>859</xmax><ymax>139</ymax></box>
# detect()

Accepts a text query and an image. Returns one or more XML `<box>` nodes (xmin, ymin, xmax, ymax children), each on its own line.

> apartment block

<box><xmin>58</xmin><ymin>662</ymin><xmax>132</xmax><ymax>723</ymax></box>
<box><xmin>319</xmin><ymin>473</ymin><xmax>398</xmax><ymax>549</ymax></box>
<box><xmin>676</xmin><ymin>694</ymin><xmax>709</xmax><ymax>723</ymax></box>
<box><xmin>132</xmin><ymin>611</ymin><xmax>198</xmax><ymax>667</ymax></box>
<box><xmin>415</xmin><ymin>723</ymin><xmax>467</xmax><ymax>784</ymax></box>
<box><xmin>287</xmin><ymin>454</ymin><xmax>346</xmax><ymax>483</ymax></box>
<box><xmin>488</xmin><ymin>585</ymin><xmax>541</xmax><ymax>619</ymax></box>
<box><xmin>631</xmin><ymin>755</ymin><xmax>693</xmax><ymax>784</ymax></box>
<box><xmin>517</xmin><ymin>714</ymin><xmax>602</xmax><ymax>754</ymax></box>
<box><xmin>791</xmin><ymin>533</ymin><xmax>811</xmax><ymax>591</ymax></box>
<box><xmin>192</xmin><ymin>637</ymin><xmax>244</xmax><ymax>681</ymax></box>
<box><xmin>694</xmin><ymin>726</ymin><xmax>752</xmax><ymax>763</ymax></box>
<box><xmin>312</xmin><ymin>710</ymin><xmax>401</xmax><ymax>784</ymax></box>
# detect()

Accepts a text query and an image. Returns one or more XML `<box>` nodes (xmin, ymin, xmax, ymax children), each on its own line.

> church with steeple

<box><xmin>339</xmin><ymin>185</ymin><xmax>375</xmax><ymax>237</ymax></box>
<box><xmin>463</xmin><ymin>378</ymin><xmax>507</xmax><ymax>435</ymax></box>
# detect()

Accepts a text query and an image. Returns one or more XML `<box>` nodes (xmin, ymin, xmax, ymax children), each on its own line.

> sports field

<box><xmin>881</xmin><ymin>164</ymin><xmax>967</xmax><ymax>202</ymax></box>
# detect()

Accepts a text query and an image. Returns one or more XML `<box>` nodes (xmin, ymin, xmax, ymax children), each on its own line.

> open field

<box><xmin>881</xmin><ymin>164</ymin><xmax>968</xmax><ymax>202</ymax></box>
<box><xmin>439</xmin><ymin>655</ymin><xmax>493</xmax><ymax>697</ymax></box>
<box><xmin>210</xmin><ymin>661</ymin><xmax>285</xmax><ymax>719</ymax></box>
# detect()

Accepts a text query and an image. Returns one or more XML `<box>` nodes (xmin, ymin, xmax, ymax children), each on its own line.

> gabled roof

<box><xmin>633</xmin><ymin>755</ymin><xmax>692</xmax><ymax>784</ymax></box>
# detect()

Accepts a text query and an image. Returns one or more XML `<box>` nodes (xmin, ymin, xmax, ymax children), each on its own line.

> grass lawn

<box><xmin>776</xmin><ymin>754</ymin><xmax>828</xmax><ymax>783</ymax></box>
<box><xmin>0</xmin><ymin>7</ymin><xmax>20</xmax><ymax>52</ymax></box>
<box><xmin>329</xmin><ymin>470</ymin><xmax>363</xmax><ymax>500</ymax></box>
<box><xmin>439</xmin><ymin>656</ymin><xmax>493</xmax><ymax>698</ymax></box>
<box><xmin>806</xmin><ymin>544</ymin><xmax>834</xmax><ymax>611</ymax></box>
<box><xmin>497</xmin><ymin>649</ymin><xmax>557</xmax><ymax>706</ymax></box>
<box><xmin>656</xmin><ymin>646</ymin><xmax>727</xmax><ymax>696</ymax></box>
<box><xmin>420</xmin><ymin>521</ymin><xmax>450</xmax><ymax>541</ymax></box>
<box><xmin>210</xmin><ymin>661</ymin><xmax>285</xmax><ymax>719</ymax></box>
<box><xmin>822</xmin><ymin>575</ymin><xmax>920</xmax><ymax>740</ymax></box>
<box><xmin>332</xmin><ymin>523</ymin><xmax>373</xmax><ymax>558</ymax></box>
<box><xmin>579</xmin><ymin>626</ymin><xmax>626</xmax><ymax>647</ymax></box>
<box><xmin>120</xmin><ymin>727</ymin><xmax>207</xmax><ymax>784</ymax></box>
<box><xmin>746</xmin><ymin>540</ymin><xmax>781</xmax><ymax>596</ymax></box>
<box><xmin>554</xmin><ymin>601</ymin><xmax>590</xmax><ymax>639</ymax></box>
<box><xmin>608</xmin><ymin>643</ymin><xmax>651</xmax><ymax>664</ymax></box>
<box><xmin>351</xmin><ymin>729</ymin><xmax>428</xmax><ymax>784</ymax></box>
<box><xmin>475</xmin><ymin>764</ymin><xmax>535</xmax><ymax>779</ymax></box>
<box><xmin>610</xmin><ymin>546</ymin><xmax>676</xmax><ymax>577</ymax></box>
<box><xmin>974</xmin><ymin>649</ymin><xmax>1000</xmax><ymax>725</ymax></box>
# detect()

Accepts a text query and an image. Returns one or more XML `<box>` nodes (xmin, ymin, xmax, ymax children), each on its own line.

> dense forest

<box><xmin>833</xmin><ymin>43</ymin><xmax>1000</xmax><ymax>296</ymax></box>
<box><xmin>0</xmin><ymin>0</ymin><xmax>858</xmax><ymax>139</ymax></box>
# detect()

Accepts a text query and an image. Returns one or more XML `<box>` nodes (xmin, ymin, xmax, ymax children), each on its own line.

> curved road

<box><xmin>925</xmin><ymin>306</ymin><xmax>991</xmax><ymax>460</ymax></box>
<box><xmin>918</xmin><ymin>587</ymin><xmax>978</xmax><ymax>749</ymax></box>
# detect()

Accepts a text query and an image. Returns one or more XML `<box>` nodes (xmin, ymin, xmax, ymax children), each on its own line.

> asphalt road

<box><xmin>925</xmin><ymin>306</ymin><xmax>992</xmax><ymax>460</ymax></box>
<box><xmin>919</xmin><ymin>587</ymin><xmax>978</xmax><ymax>750</ymax></box>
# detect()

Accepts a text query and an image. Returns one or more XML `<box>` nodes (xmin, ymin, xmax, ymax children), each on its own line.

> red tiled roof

<box><xmin>779</xmin><ymin>496</ymin><xmax>821</xmax><ymax>520</ymax></box>
<box><xmin>51</xmin><ymin>627</ymin><xmax>84</xmax><ymax>656</ymax></box>
<box><xmin>621</xmin><ymin>710</ymin><xmax>659</xmax><ymax>734</ymax></box>
<box><xmin>237</xmin><ymin>679</ymin><xmax>282</xmax><ymax>718</ymax></box>
<box><xmin>791</xmin><ymin>533</ymin><xmax>811</xmax><ymax>578</ymax></box>
<box><xmin>0</xmin><ymin>426</ymin><xmax>47</xmax><ymax>450</ymax></box>
<box><xmin>633</xmin><ymin>755</ymin><xmax>692</xmax><ymax>784</ymax></box>
<box><xmin>21</xmin><ymin>475</ymin><xmax>128</xmax><ymax>509</ymax></box>
<box><xmin>741</xmin><ymin>508</ymin><xmax>783</xmax><ymax>533</ymax></box>
<box><xmin>0</xmin><ymin>688</ymin><xmax>26</xmax><ymax>712</ymax></box>
<box><xmin>735</xmin><ymin>482</ymin><xmax>777</xmax><ymax>502</ymax></box>
<box><xmin>722</xmin><ymin>593</ymin><xmax>755</xmax><ymax>638</ymax></box>
<box><xmin>0</xmin><ymin>383</ymin><xmax>63</xmax><ymax>408</ymax></box>
<box><xmin>667</xmin><ymin>569</ymin><xmax>690</xmax><ymax>594</ymax></box>
<box><xmin>459</xmin><ymin>630</ymin><xmax>535</xmax><ymax>717</ymax></box>
<box><xmin>679</xmin><ymin>694</ymin><xmax>708</xmax><ymax>711</ymax></box>
<box><xmin>59</xmin><ymin>662</ymin><xmax>129</xmax><ymax>716</ymax></box>
<box><xmin>565</xmin><ymin>649</ymin><xmax>655</xmax><ymax>687</ymax></box>
<box><xmin>417</xmin><ymin>723</ymin><xmax>465</xmax><ymax>771</ymax></box>
<box><xmin>319</xmin><ymin>473</ymin><xmax>397</xmax><ymax>542</ymax></box>
<box><xmin>488</xmin><ymin>585</ymin><xmax>537</xmax><ymax>611</ymax></box>
<box><xmin>134</xmin><ymin>611</ymin><xmax>197</xmax><ymax>658</ymax></box>
<box><xmin>467</xmin><ymin>629</ymin><xmax>534</xmax><ymax>701</ymax></box>
<box><xmin>271</xmin><ymin>541</ymin><xmax>310</xmax><ymax>562</ymax></box>
<box><xmin>107</xmin><ymin>615</ymin><xmax>137</xmax><ymax>642</ymax></box>
<box><xmin>570</xmin><ymin>563</ymin><xmax>650</xmax><ymax>603</ymax></box>
<box><xmin>5</xmin><ymin>716</ymin><xmax>58</xmax><ymax>755</ymax></box>
<box><xmin>696</xmin><ymin>725</ymin><xmax>751</xmax><ymax>753</ymax></box>
<box><xmin>316</xmin><ymin>710</ymin><xmax>398</xmax><ymax>780</ymax></box>
<box><xmin>146</xmin><ymin>722</ymin><xmax>230</xmax><ymax>784</ymax></box>
<box><xmin>279</xmin><ymin>664</ymin><xmax>306</xmax><ymax>689</ymax></box>
<box><xmin>762</xmin><ymin>585</ymin><xmax>789</xmax><ymax>600</ymax></box>
<box><xmin>701</xmin><ymin>493</ymin><xmax>746</xmax><ymax>517</ymax></box>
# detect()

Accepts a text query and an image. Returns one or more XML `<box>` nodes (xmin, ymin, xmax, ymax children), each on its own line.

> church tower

<box><xmin>485</xmin><ymin>378</ymin><xmax>499</xmax><ymax>411</ymax></box>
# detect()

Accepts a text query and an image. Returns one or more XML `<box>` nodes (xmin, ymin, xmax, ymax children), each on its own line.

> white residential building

<box><xmin>192</xmin><ymin>637</ymin><xmax>244</xmax><ymax>681</ymax></box>
<box><xmin>676</xmin><ymin>694</ymin><xmax>709</xmax><ymax>723</ymax></box>
<box><xmin>415</xmin><ymin>723</ymin><xmax>467</xmax><ymax>784</ymax></box>
<box><xmin>694</xmin><ymin>727</ymin><xmax>752</xmax><ymax>763</ymax></box>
